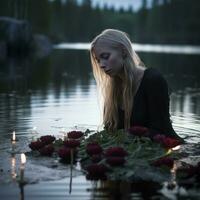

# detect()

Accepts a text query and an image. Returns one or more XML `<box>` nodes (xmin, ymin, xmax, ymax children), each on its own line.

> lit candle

<box><xmin>172</xmin><ymin>145</ymin><xmax>181</xmax><ymax>151</ymax></box>
<box><xmin>11</xmin><ymin>131</ymin><xmax>16</xmax><ymax>153</ymax></box>
<box><xmin>20</xmin><ymin>153</ymin><xmax>26</xmax><ymax>183</ymax></box>
<box><xmin>11</xmin><ymin>131</ymin><xmax>16</xmax><ymax>142</ymax></box>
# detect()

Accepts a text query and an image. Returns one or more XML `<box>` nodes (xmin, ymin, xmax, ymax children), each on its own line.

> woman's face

<box><xmin>93</xmin><ymin>43</ymin><xmax>124</xmax><ymax>77</ymax></box>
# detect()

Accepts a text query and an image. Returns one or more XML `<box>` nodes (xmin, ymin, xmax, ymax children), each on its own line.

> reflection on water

<box><xmin>0</xmin><ymin>46</ymin><xmax>200</xmax><ymax>199</ymax></box>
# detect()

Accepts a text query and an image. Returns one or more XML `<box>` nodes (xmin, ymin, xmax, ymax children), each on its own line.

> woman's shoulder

<box><xmin>143</xmin><ymin>67</ymin><xmax>168</xmax><ymax>90</ymax></box>
<box><xmin>144</xmin><ymin>67</ymin><xmax>166</xmax><ymax>83</ymax></box>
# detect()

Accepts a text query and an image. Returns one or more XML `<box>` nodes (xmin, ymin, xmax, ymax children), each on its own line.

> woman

<box><xmin>90</xmin><ymin>29</ymin><xmax>182</xmax><ymax>140</ymax></box>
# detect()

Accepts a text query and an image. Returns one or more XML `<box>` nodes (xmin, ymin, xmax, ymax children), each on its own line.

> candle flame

<box><xmin>12</xmin><ymin>131</ymin><xmax>16</xmax><ymax>141</ymax></box>
<box><xmin>21</xmin><ymin>153</ymin><xmax>26</xmax><ymax>164</ymax></box>
<box><xmin>172</xmin><ymin>145</ymin><xmax>181</xmax><ymax>151</ymax></box>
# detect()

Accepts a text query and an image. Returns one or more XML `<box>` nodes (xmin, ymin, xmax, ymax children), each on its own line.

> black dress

<box><xmin>118</xmin><ymin>67</ymin><xmax>182</xmax><ymax>140</ymax></box>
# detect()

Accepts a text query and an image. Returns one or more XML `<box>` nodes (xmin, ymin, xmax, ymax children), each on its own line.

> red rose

<box><xmin>29</xmin><ymin>140</ymin><xmax>45</xmax><ymax>150</ymax></box>
<box><xmin>153</xmin><ymin>134</ymin><xmax>181</xmax><ymax>149</ymax></box>
<box><xmin>128</xmin><ymin>126</ymin><xmax>149</xmax><ymax>137</ymax></box>
<box><xmin>86</xmin><ymin>142</ymin><xmax>102</xmax><ymax>156</ymax></box>
<box><xmin>106</xmin><ymin>157</ymin><xmax>126</xmax><ymax>166</ymax></box>
<box><xmin>40</xmin><ymin>135</ymin><xmax>55</xmax><ymax>145</ymax></box>
<box><xmin>162</xmin><ymin>137</ymin><xmax>181</xmax><ymax>149</ymax></box>
<box><xmin>86</xmin><ymin>164</ymin><xmax>108</xmax><ymax>180</ymax></box>
<box><xmin>64</xmin><ymin>139</ymin><xmax>80</xmax><ymax>148</ymax></box>
<box><xmin>91</xmin><ymin>154</ymin><xmax>102</xmax><ymax>163</ymax></box>
<box><xmin>68</xmin><ymin>131</ymin><xmax>84</xmax><ymax>139</ymax></box>
<box><xmin>39</xmin><ymin>145</ymin><xmax>54</xmax><ymax>156</ymax></box>
<box><xmin>152</xmin><ymin>157</ymin><xmax>174</xmax><ymax>168</ymax></box>
<box><xmin>58</xmin><ymin>147</ymin><xmax>71</xmax><ymax>161</ymax></box>
<box><xmin>105</xmin><ymin>147</ymin><xmax>128</xmax><ymax>157</ymax></box>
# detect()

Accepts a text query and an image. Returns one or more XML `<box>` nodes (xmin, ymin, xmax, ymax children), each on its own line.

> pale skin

<box><xmin>93</xmin><ymin>43</ymin><xmax>145</xmax><ymax>97</ymax></box>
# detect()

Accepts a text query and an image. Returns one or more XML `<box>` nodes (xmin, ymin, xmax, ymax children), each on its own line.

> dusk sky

<box><xmin>78</xmin><ymin>0</ymin><xmax>153</xmax><ymax>11</ymax></box>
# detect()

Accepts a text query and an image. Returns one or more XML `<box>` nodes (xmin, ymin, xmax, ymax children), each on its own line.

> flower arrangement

<box><xmin>27</xmin><ymin>127</ymin><xmax>192</xmax><ymax>183</ymax></box>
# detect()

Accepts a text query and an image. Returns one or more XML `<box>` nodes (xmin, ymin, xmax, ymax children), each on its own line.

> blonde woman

<box><xmin>90</xmin><ymin>29</ymin><xmax>182</xmax><ymax>140</ymax></box>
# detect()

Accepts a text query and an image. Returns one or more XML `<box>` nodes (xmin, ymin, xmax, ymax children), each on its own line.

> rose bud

<box><xmin>40</xmin><ymin>135</ymin><xmax>56</xmax><ymax>145</ymax></box>
<box><xmin>64</xmin><ymin>139</ymin><xmax>80</xmax><ymax>148</ymax></box>
<box><xmin>105</xmin><ymin>147</ymin><xmax>128</xmax><ymax>157</ymax></box>
<box><xmin>152</xmin><ymin>157</ymin><xmax>174</xmax><ymax>168</ymax></box>
<box><xmin>29</xmin><ymin>140</ymin><xmax>45</xmax><ymax>151</ymax></box>
<box><xmin>68</xmin><ymin>131</ymin><xmax>84</xmax><ymax>139</ymax></box>
<box><xmin>86</xmin><ymin>142</ymin><xmax>102</xmax><ymax>156</ymax></box>
<box><xmin>106</xmin><ymin>157</ymin><xmax>126</xmax><ymax>166</ymax></box>
<box><xmin>128</xmin><ymin>126</ymin><xmax>149</xmax><ymax>137</ymax></box>
<box><xmin>39</xmin><ymin>145</ymin><xmax>54</xmax><ymax>156</ymax></box>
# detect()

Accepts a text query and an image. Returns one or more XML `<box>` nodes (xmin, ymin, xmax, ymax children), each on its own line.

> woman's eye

<box><xmin>101</xmin><ymin>53</ymin><xmax>110</xmax><ymax>60</ymax></box>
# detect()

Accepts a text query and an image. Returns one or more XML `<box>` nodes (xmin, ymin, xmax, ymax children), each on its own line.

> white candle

<box><xmin>11</xmin><ymin>131</ymin><xmax>16</xmax><ymax>153</ymax></box>
<box><xmin>172</xmin><ymin>145</ymin><xmax>181</xmax><ymax>151</ymax></box>
<box><xmin>20</xmin><ymin>153</ymin><xmax>26</xmax><ymax>182</ymax></box>
<box><xmin>12</xmin><ymin>131</ymin><xmax>16</xmax><ymax>142</ymax></box>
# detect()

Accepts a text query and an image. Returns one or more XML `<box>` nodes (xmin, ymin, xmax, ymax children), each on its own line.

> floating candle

<box><xmin>11</xmin><ymin>131</ymin><xmax>16</xmax><ymax>142</ymax></box>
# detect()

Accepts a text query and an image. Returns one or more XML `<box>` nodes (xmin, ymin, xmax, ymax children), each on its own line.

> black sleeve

<box><xmin>145</xmin><ymin>70</ymin><xmax>181</xmax><ymax>139</ymax></box>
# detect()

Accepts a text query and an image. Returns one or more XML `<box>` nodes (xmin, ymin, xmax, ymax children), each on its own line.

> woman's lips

<box><xmin>105</xmin><ymin>69</ymin><xmax>112</xmax><ymax>74</ymax></box>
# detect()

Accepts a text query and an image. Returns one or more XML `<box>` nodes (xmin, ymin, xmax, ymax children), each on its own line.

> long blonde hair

<box><xmin>90</xmin><ymin>29</ymin><xmax>144</xmax><ymax>131</ymax></box>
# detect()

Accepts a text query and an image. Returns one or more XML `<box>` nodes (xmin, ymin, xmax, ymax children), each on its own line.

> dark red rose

<box><xmin>67</xmin><ymin>131</ymin><xmax>84</xmax><ymax>139</ymax></box>
<box><xmin>105</xmin><ymin>147</ymin><xmax>128</xmax><ymax>157</ymax></box>
<box><xmin>29</xmin><ymin>140</ymin><xmax>45</xmax><ymax>150</ymax></box>
<box><xmin>64</xmin><ymin>139</ymin><xmax>80</xmax><ymax>148</ymax></box>
<box><xmin>128</xmin><ymin>126</ymin><xmax>149</xmax><ymax>137</ymax></box>
<box><xmin>86</xmin><ymin>164</ymin><xmax>108</xmax><ymax>180</ymax></box>
<box><xmin>152</xmin><ymin>157</ymin><xmax>174</xmax><ymax>168</ymax></box>
<box><xmin>39</xmin><ymin>145</ymin><xmax>54</xmax><ymax>156</ymax></box>
<box><xmin>86</xmin><ymin>142</ymin><xmax>102</xmax><ymax>156</ymax></box>
<box><xmin>106</xmin><ymin>157</ymin><xmax>126</xmax><ymax>166</ymax></box>
<box><xmin>153</xmin><ymin>134</ymin><xmax>181</xmax><ymax>149</ymax></box>
<box><xmin>40</xmin><ymin>135</ymin><xmax>55</xmax><ymax>145</ymax></box>
<box><xmin>58</xmin><ymin>147</ymin><xmax>71</xmax><ymax>160</ymax></box>
<box><xmin>162</xmin><ymin>137</ymin><xmax>181</xmax><ymax>149</ymax></box>
<box><xmin>91</xmin><ymin>154</ymin><xmax>102</xmax><ymax>163</ymax></box>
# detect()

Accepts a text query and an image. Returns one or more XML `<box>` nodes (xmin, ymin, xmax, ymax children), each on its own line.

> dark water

<box><xmin>0</xmin><ymin>46</ymin><xmax>200</xmax><ymax>199</ymax></box>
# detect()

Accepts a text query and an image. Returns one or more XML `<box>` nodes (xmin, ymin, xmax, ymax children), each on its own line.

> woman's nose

<box><xmin>99</xmin><ymin>61</ymin><xmax>107</xmax><ymax>69</ymax></box>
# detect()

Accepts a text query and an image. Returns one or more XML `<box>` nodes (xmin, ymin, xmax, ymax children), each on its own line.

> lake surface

<box><xmin>0</xmin><ymin>44</ymin><xmax>200</xmax><ymax>199</ymax></box>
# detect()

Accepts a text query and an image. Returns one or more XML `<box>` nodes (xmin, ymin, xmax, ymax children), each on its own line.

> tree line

<box><xmin>0</xmin><ymin>0</ymin><xmax>199</xmax><ymax>44</ymax></box>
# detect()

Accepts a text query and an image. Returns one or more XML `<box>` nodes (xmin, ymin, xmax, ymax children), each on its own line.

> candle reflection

<box><xmin>19</xmin><ymin>181</ymin><xmax>25</xmax><ymax>200</ymax></box>
<box><xmin>168</xmin><ymin>161</ymin><xmax>178</xmax><ymax>189</ymax></box>
<box><xmin>11</xmin><ymin>154</ymin><xmax>17</xmax><ymax>180</ymax></box>
<box><xmin>20</xmin><ymin>153</ymin><xmax>26</xmax><ymax>183</ymax></box>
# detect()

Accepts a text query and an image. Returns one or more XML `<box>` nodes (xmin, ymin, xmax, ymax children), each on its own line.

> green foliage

<box><xmin>79</xmin><ymin>129</ymin><xmax>173</xmax><ymax>182</ymax></box>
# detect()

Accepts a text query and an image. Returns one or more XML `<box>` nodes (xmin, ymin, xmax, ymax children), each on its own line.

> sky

<box><xmin>92</xmin><ymin>0</ymin><xmax>152</xmax><ymax>11</ymax></box>
<box><xmin>77</xmin><ymin>0</ymin><xmax>153</xmax><ymax>11</ymax></box>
